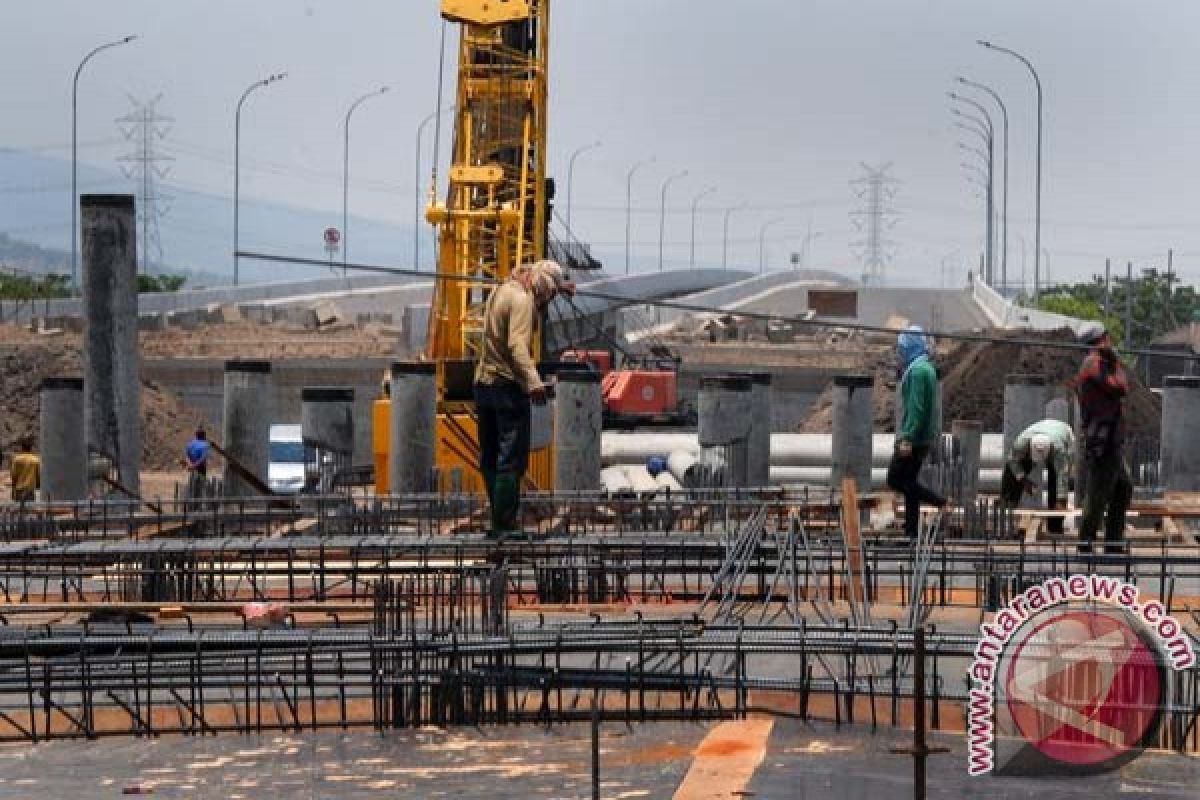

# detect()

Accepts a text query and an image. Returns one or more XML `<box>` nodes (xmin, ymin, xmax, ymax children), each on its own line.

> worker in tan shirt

<box><xmin>10</xmin><ymin>437</ymin><xmax>40</xmax><ymax>504</ymax></box>
<box><xmin>474</xmin><ymin>260</ymin><xmax>575</xmax><ymax>538</ymax></box>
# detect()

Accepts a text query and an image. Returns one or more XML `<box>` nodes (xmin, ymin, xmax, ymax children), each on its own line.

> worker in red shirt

<box><xmin>1073</xmin><ymin>322</ymin><xmax>1132</xmax><ymax>555</ymax></box>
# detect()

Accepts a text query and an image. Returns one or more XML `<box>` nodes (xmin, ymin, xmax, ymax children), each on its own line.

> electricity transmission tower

<box><xmin>116</xmin><ymin>94</ymin><xmax>174</xmax><ymax>273</ymax></box>
<box><xmin>849</xmin><ymin>162</ymin><xmax>900</xmax><ymax>286</ymax></box>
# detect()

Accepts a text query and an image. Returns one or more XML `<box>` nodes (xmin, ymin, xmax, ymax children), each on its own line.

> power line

<box><xmin>116</xmin><ymin>94</ymin><xmax>174</xmax><ymax>273</ymax></box>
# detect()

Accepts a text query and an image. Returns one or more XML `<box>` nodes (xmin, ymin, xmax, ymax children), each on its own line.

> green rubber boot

<box><xmin>491</xmin><ymin>472</ymin><xmax>522</xmax><ymax>539</ymax></box>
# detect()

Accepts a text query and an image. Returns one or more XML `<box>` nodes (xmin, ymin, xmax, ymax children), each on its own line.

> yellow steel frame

<box><xmin>419</xmin><ymin>0</ymin><xmax>553</xmax><ymax>494</ymax></box>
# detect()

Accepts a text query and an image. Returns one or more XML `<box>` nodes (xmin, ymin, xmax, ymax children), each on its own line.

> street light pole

<box><xmin>979</xmin><ymin>40</ymin><xmax>1044</xmax><ymax>304</ymax></box>
<box><xmin>722</xmin><ymin>203</ymin><xmax>746</xmax><ymax>271</ymax></box>
<box><xmin>234</xmin><ymin>72</ymin><xmax>286</xmax><ymax>286</ymax></box>
<box><xmin>958</xmin><ymin>76</ymin><xmax>1010</xmax><ymax>294</ymax></box>
<box><xmin>949</xmin><ymin>95</ymin><xmax>995</xmax><ymax>284</ymax></box>
<box><xmin>758</xmin><ymin>217</ymin><xmax>785</xmax><ymax>275</ymax></box>
<box><xmin>71</xmin><ymin>34</ymin><xmax>137</xmax><ymax>293</ymax></box>
<box><xmin>658</xmin><ymin>170</ymin><xmax>687</xmax><ymax>272</ymax></box>
<box><xmin>343</xmin><ymin>86</ymin><xmax>389</xmax><ymax>275</ymax></box>
<box><xmin>413</xmin><ymin>105</ymin><xmax>455</xmax><ymax>272</ymax></box>
<box><xmin>624</xmin><ymin>158</ymin><xmax>654</xmax><ymax>275</ymax></box>
<box><xmin>799</xmin><ymin>231</ymin><xmax>823</xmax><ymax>269</ymax></box>
<box><xmin>689</xmin><ymin>186</ymin><xmax>717</xmax><ymax>270</ymax></box>
<box><xmin>566</xmin><ymin>141</ymin><xmax>601</xmax><ymax>234</ymax></box>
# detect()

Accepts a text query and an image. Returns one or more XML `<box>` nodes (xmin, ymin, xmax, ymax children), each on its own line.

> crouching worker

<box><xmin>1002</xmin><ymin>418</ymin><xmax>1075</xmax><ymax>532</ymax></box>
<box><xmin>474</xmin><ymin>260</ymin><xmax>575</xmax><ymax>540</ymax></box>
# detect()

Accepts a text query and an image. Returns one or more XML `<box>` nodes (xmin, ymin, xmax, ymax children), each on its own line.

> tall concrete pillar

<box><xmin>736</xmin><ymin>372</ymin><xmax>773</xmax><ymax>487</ymax></box>
<box><xmin>698</xmin><ymin>375</ymin><xmax>753</xmax><ymax>488</ymax></box>
<box><xmin>39</xmin><ymin>377</ymin><xmax>87</xmax><ymax>502</ymax></box>
<box><xmin>951</xmin><ymin>419</ymin><xmax>983</xmax><ymax>506</ymax></box>
<box><xmin>1161</xmin><ymin>376</ymin><xmax>1200</xmax><ymax>492</ymax></box>
<box><xmin>1044</xmin><ymin>394</ymin><xmax>1070</xmax><ymax>425</ymax></box>
<box><xmin>389</xmin><ymin>362</ymin><xmax>437</xmax><ymax>494</ymax></box>
<box><xmin>1002</xmin><ymin>375</ymin><xmax>1049</xmax><ymax>455</ymax></box>
<box><xmin>81</xmin><ymin>194</ymin><xmax>141</xmax><ymax>494</ymax></box>
<box><xmin>831</xmin><ymin>375</ymin><xmax>874</xmax><ymax>492</ymax></box>
<box><xmin>302</xmin><ymin>387</ymin><xmax>355</xmax><ymax>492</ymax></box>
<box><xmin>223</xmin><ymin>361</ymin><xmax>275</xmax><ymax>497</ymax></box>
<box><xmin>553</xmin><ymin>371</ymin><xmax>603</xmax><ymax>492</ymax></box>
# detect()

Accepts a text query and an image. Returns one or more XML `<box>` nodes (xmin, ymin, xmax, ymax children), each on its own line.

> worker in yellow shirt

<box><xmin>11</xmin><ymin>437</ymin><xmax>40</xmax><ymax>504</ymax></box>
<box><xmin>474</xmin><ymin>260</ymin><xmax>575</xmax><ymax>539</ymax></box>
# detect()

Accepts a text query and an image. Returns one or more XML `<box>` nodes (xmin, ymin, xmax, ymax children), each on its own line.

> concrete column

<box><xmin>39</xmin><ymin>377</ymin><xmax>87</xmax><ymax>502</ymax></box>
<box><xmin>81</xmin><ymin>194</ymin><xmax>140</xmax><ymax>494</ymax></box>
<box><xmin>553</xmin><ymin>370</ymin><xmax>603</xmax><ymax>492</ymax></box>
<box><xmin>736</xmin><ymin>372</ymin><xmax>773</xmax><ymax>487</ymax></box>
<box><xmin>1002</xmin><ymin>375</ymin><xmax>1049</xmax><ymax>455</ymax></box>
<box><xmin>1044</xmin><ymin>395</ymin><xmax>1070</xmax><ymax>424</ymax></box>
<box><xmin>698</xmin><ymin>374</ymin><xmax>753</xmax><ymax>488</ymax></box>
<box><xmin>831</xmin><ymin>375</ymin><xmax>874</xmax><ymax>493</ymax></box>
<box><xmin>222</xmin><ymin>361</ymin><xmax>275</xmax><ymax>497</ymax></box>
<box><xmin>951</xmin><ymin>419</ymin><xmax>983</xmax><ymax>506</ymax></box>
<box><xmin>1162</xmin><ymin>376</ymin><xmax>1200</xmax><ymax>492</ymax></box>
<box><xmin>302</xmin><ymin>387</ymin><xmax>355</xmax><ymax>492</ymax></box>
<box><xmin>389</xmin><ymin>361</ymin><xmax>437</xmax><ymax>494</ymax></box>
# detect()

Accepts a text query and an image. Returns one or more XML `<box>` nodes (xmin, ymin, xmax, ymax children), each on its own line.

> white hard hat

<box><xmin>1030</xmin><ymin>433</ymin><xmax>1053</xmax><ymax>463</ymax></box>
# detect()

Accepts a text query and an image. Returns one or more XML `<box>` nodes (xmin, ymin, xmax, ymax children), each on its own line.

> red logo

<box><xmin>1004</xmin><ymin>609</ymin><xmax>1164</xmax><ymax>768</ymax></box>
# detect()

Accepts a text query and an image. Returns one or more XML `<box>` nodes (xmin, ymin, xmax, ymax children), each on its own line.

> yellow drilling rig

<box><xmin>375</xmin><ymin>0</ymin><xmax>555</xmax><ymax>493</ymax></box>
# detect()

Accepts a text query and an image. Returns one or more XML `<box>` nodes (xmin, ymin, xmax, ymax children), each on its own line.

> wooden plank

<box><xmin>841</xmin><ymin>478</ymin><xmax>866</xmax><ymax>610</ymax></box>
<box><xmin>672</xmin><ymin>718</ymin><xmax>774</xmax><ymax>800</ymax></box>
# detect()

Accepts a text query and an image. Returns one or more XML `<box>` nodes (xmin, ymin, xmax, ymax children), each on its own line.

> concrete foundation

<box><xmin>830</xmin><ymin>375</ymin><xmax>873</xmax><ymax>492</ymax></box>
<box><xmin>301</xmin><ymin>388</ymin><xmax>355</xmax><ymax>456</ymax></box>
<box><xmin>389</xmin><ymin>362</ymin><xmax>437</xmax><ymax>494</ymax></box>
<box><xmin>1162</xmin><ymin>376</ymin><xmax>1200</xmax><ymax>492</ymax></box>
<box><xmin>39</xmin><ymin>378</ymin><xmax>87</xmax><ymax>502</ymax></box>
<box><xmin>951</xmin><ymin>419</ymin><xmax>983</xmax><ymax>505</ymax></box>
<box><xmin>698</xmin><ymin>374</ymin><xmax>753</xmax><ymax>488</ymax></box>
<box><xmin>222</xmin><ymin>361</ymin><xmax>275</xmax><ymax>497</ymax></box>
<box><xmin>1002</xmin><ymin>375</ymin><xmax>1049</xmax><ymax>455</ymax></box>
<box><xmin>81</xmin><ymin>194</ymin><xmax>141</xmax><ymax>494</ymax></box>
<box><xmin>553</xmin><ymin>371</ymin><xmax>603</xmax><ymax>492</ymax></box>
<box><xmin>738</xmin><ymin>372</ymin><xmax>773</xmax><ymax>487</ymax></box>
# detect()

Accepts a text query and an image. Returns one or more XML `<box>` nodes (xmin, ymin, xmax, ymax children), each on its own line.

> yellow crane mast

<box><xmin>376</xmin><ymin>0</ymin><xmax>554</xmax><ymax>494</ymax></box>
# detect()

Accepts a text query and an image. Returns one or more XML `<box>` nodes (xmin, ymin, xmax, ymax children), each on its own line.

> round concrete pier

<box><xmin>223</xmin><ymin>361</ymin><xmax>275</xmax><ymax>497</ymax></box>
<box><xmin>39</xmin><ymin>377</ymin><xmax>87</xmax><ymax>502</ymax></box>
<box><xmin>831</xmin><ymin>375</ymin><xmax>874</xmax><ymax>493</ymax></box>
<box><xmin>553</xmin><ymin>370</ymin><xmax>603</xmax><ymax>492</ymax></box>
<box><xmin>698</xmin><ymin>375</ymin><xmax>753</xmax><ymax>487</ymax></box>
<box><xmin>733</xmin><ymin>372</ymin><xmax>773</xmax><ymax>487</ymax></box>
<box><xmin>302</xmin><ymin>387</ymin><xmax>355</xmax><ymax>493</ymax></box>
<box><xmin>1162</xmin><ymin>375</ymin><xmax>1200</xmax><ymax>492</ymax></box>
<box><xmin>1003</xmin><ymin>375</ymin><xmax>1049</xmax><ymax>456</ymax></box>
<box><xmin>951</xmin><ymin>419</ymin><xmax>984</xmax><ymax>505</ymax></box>
<box><xmin>389</xmin><ymin>362</ymin><xmax>437</xmax><ymax>494</ymax></box>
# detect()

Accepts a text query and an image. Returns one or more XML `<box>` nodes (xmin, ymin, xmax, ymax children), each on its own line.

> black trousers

<box><xmin>886</xmin><ymin>445</ymin><xmax>945</xmax><ymax>540</ymax></box>
<box><xmin>475</xmin><ymin>381</ymin><xmax>531</xmax><ymax>532</ymax></box>
<box><xmin>1079</xmin><ymin>449</ymin><xmax>1132</xmax><ymax>553</ymax></box>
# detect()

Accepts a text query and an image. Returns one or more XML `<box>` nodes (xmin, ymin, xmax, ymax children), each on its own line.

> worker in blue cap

<box><xmin>886</xmin><ymin>325</ymin><xmax>946</xmax><ymax>541</ymax></box>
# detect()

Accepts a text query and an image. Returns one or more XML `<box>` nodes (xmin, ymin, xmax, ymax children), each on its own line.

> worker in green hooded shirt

<box><xmin>886</xmin><ymin>325</ymin><xmax>946</xmax><ymax>541</ymax></box>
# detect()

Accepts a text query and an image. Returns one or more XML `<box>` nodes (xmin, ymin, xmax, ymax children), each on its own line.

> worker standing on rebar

<box><xmin>887</xmin><ymin>325</ymin><xmax>945</xmax><ymax>542</ymax></box>
<box><xmin>10</xmin><ymin>436</ymin><xmax>40</xmax><ymax>505</ymax></box>
<box><xmin>184</xmin><ymin>427</ymin><xmax>211</xmax><ymax>500</ymax></box>
<box><xmin>1002</xmin><ymin>418</ymin><xmax>1075</xmax><ymax>530</ymax></box>
<box><xmin>1073</xmin><ymin>322</ymin><xmax>1132</xmax><ymax>555</ymax></box>
<box><xmin>474</xmin><ymin>260</ymin><xmax>575</xmax><ymax>539</ymax></box>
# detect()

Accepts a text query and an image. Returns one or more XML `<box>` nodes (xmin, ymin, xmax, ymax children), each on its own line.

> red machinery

<box><xmin>562</xmin><ymin>349</ymin><xmax>696</xmax><ymax>428</ymax></box>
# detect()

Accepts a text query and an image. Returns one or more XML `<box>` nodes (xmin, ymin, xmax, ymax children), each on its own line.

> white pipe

<box><xmin>603</xmin><ymin>432</ymin><xmax>1006</xmax><ymax>469</ymax></box>
<box><xmin>600</xmin><ymin>466</ymin><xmax>634</xmax><ymax>496</ymax></box>
<box><xmin>625</xmin><ymin>465</ymin><xmax>661</xmax><ymax>498</ymax></box>
<box><xmin>609</xmin><ymin>463</ymin><xmax>1004</xmax><ymax>493</ymax></box>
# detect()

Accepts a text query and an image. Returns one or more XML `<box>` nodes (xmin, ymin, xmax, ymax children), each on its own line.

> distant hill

<box><xmin>0</xmin><ymin>148</ymin><xmax>418</xmax><ymax>286</ymax></box>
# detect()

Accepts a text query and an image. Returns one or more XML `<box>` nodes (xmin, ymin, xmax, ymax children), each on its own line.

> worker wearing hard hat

<box><xmin>1002</xmin><ymin>419</ymin><xmax>1075</xmax><ymax>525</ymax></box>
<box><xmin>474</xmin><ymin>260</ymin><xmax>575</xmax><ymax>539</ymax></box>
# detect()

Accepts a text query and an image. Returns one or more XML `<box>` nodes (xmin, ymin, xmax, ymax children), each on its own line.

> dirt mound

<box><xmin>0</xmin><ymin>329</ymin><xmax>205</xmax><ymax>470</ymax></box>
<box><xmin>800</xmin><ymin>330</ymin><xmax>1161</xmax><ymax>437</ymax></box>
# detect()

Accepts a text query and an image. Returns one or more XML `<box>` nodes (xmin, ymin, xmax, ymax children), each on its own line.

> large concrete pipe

<box><xmin>698</xmin><ymin>374</ymin><xmax>753</xmax><ymax>487</ymax></box>
<box><xmin>553</xmin><ymin>370</ymin><xmax>603</xmax><ymax>492</ymax></box>
<box><xmin>1162</xmin><ymin>376</ymin><xmax>1200</xmax><ymax>492</ymax></box>
<box><xmin>667</xmin><ymin>449</ymin><xmax>707</xmax><ymax>488</ymax></box>
<box><xmin>82</xmin><ymin>194</ymin><xmax>141</xmax><ymax>494</ymax></box>
<box><xmin>611</xmin><ymin>464</ymin><xmax>1005</xmax><ymax>494</ymax></box>
<box><xmin>223</xmin><ymin>361</ymin><xmax>275</xmax><ymax>497</ymax></box>
<box><xmin>39</xmin><ymin>377</ymin><xmax>87</xmax><ymax>502</ymax></box>
<box><xmin>600</xmin><ymin>466</ymin><xmax>634</xmax><ymax>497</ymax></box>
<box><xmin>389</xmin><ymin>362</ymin><xmax>437</xmax><ymax>494</ymax></box>
<box><xmin>831</xmin><ymin>374</ymin><xmax>873</xmax><ymax>492</ymax></box>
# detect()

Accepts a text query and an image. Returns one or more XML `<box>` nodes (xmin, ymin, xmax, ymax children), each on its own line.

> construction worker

<box><xmin>474</xmin><ymin>260</ymin><xmax>575</xmax><ymax>539</ymax></box>
<box><xmin>1002</xmin><ymin>419</ymin><xmax>1075</xmax><ymax>530</ymax></box>
<box><xmin>886</xmin><ymin>325</ymin><xmax>945</xmax><ymax>542</ymax></box>
<box><xmin>184</xmin><ymin>427</ymin><xmax>211</xmax><ymax>500</ymax></box>
<box><xmin>1073</xmin><ymin>322</ymin><xmax>1132</xmax><ymax>554</ymax></box>
<box><xmin>10</xmin><ymin>436</ymin><xmax>40</xmax><ymax>504</ymax></box>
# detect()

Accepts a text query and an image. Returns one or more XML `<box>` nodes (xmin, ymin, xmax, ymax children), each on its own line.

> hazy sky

<box><xmin>3</xmin><ymin>0</ymin><xmax>1200</xmax><ymax>286</ymax></box>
